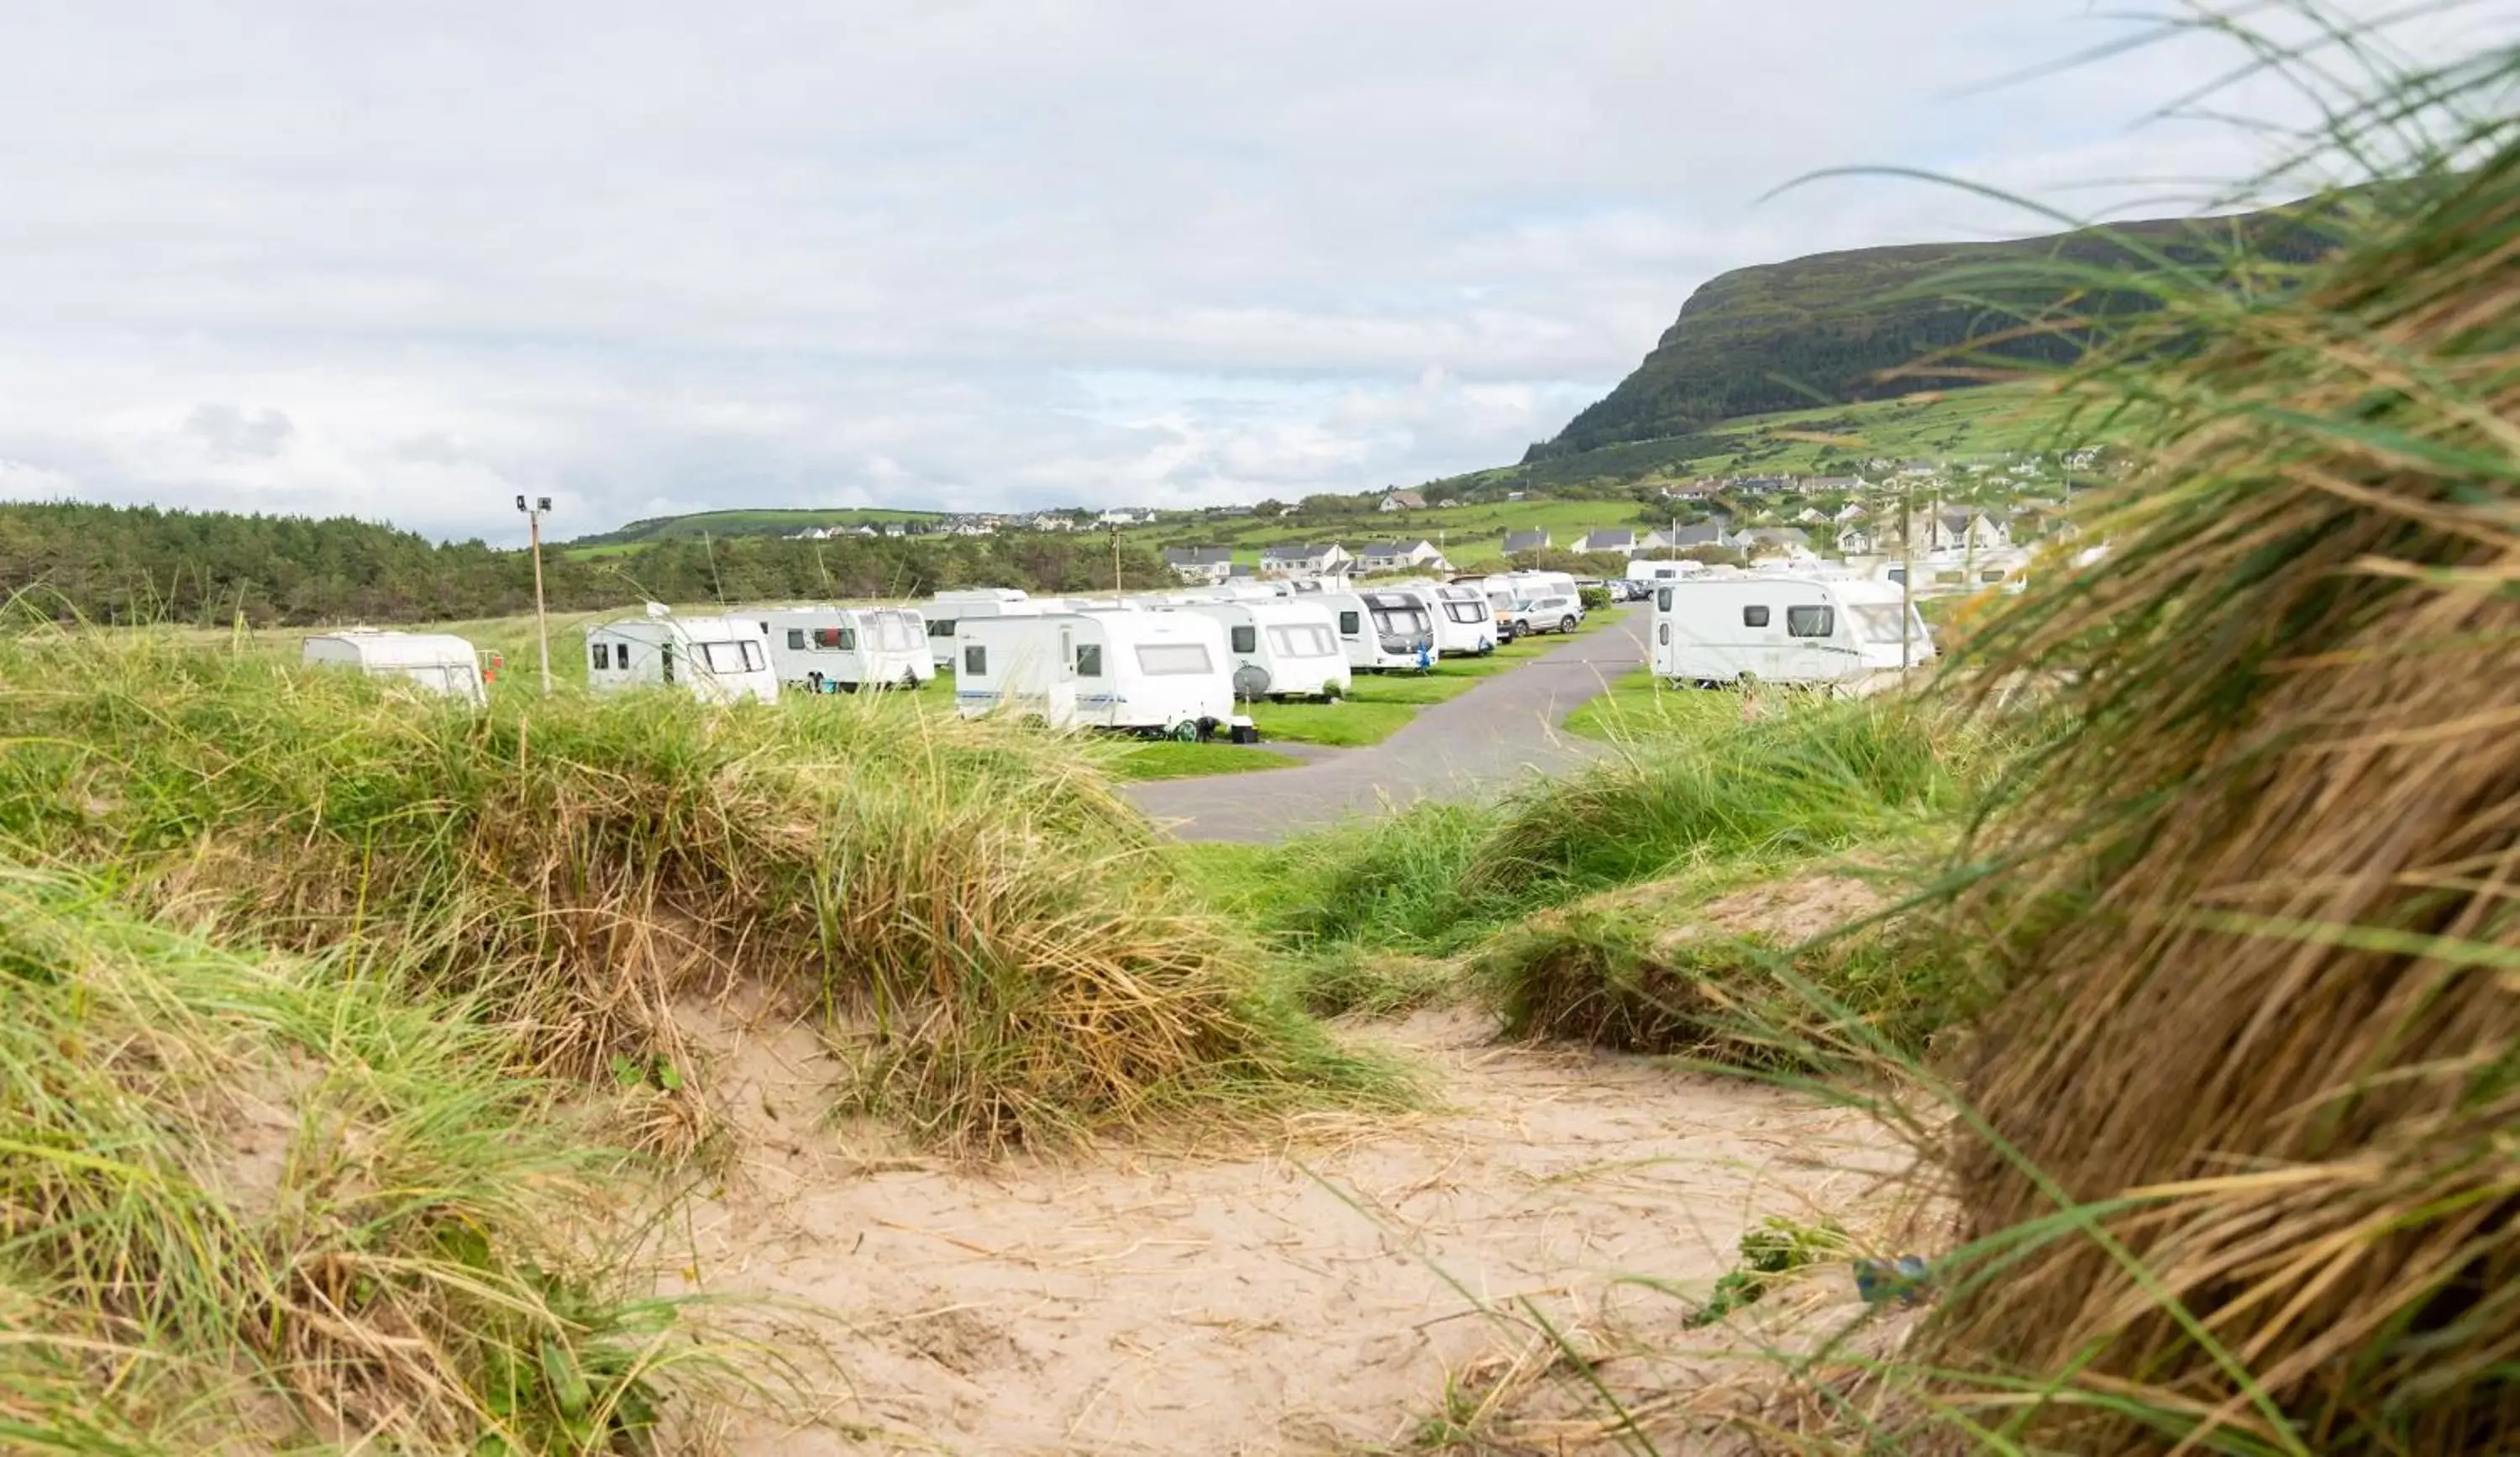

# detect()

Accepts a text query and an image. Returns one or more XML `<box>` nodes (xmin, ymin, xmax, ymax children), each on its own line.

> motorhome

<box><xmin>752</xmin><ymin>606</ymin><xmax>932</xmax><ymax>692</ymax></box>
<box><xmin>1169</xmin><ymin>598</ymin><xmax>1352</xmax><ymax>702</ymax></box>
<box><xmin>1649</xmin><ymin>576</ymin><xmax>1933</xmax><ymax>688</ymax></box>
<box><xmin>1625</xmin><ymin>558</ymin><xmax>1703</xmax><ymax>583</ymax></box>
<box><xmin>1316</xmin><ymin>589</ymin><xmax>1436</xmax><ymax>672</ymax></box>
<box><xmin>585</xmin><ymin>612</ymin><xmax>779</xmax><ymax>704</ymax></box>
<box><xmin>1430</xmin><ymin>583</ymin><xmax>1499</xmax><ymax>656</ymax></box>
<box><xmin>301</xmin><ymin>630</ymin><xmax>486</xmax><ymax>706</ymax></box>
<box><xmin>953</xmin><ymin>610</ymin><xmax>1247</xmax><ymax>737</ymax></box>
<box><xmin>921</xmin><ymin>588</ymin><xmax>1042</xmax><ymax>668</ymax></box>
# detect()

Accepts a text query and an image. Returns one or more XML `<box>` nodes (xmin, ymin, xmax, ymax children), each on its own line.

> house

<box><xmin>1258</xmin><ymin>542</ymin><xmax>1352</xmax><ymax>578</ymax></box>
<box><xmin>1738</xmin><ymin>526</ymin><xmax>1817</xmax><ymax>560</ymax></box>
<box><xmin>1833</xmin><ymin>502</ymin><xmax>1870</xmax><ymax>523</ymax></box>
<box><xmin>1898</xmin><ymin>461</ymin><xmax>1940</xmax><ymax>478</ymax></box>
<box><xmin>1578</xmin><ymin>529</ymin><xmax>1638</xmax><ymax>556</ymax></box>
<box><xmin>1838</xmin><ymin>526</ymin><xmax>1878</xmax><ymax>555</ymax></box>
<box><xmin>1097</xmin><ymin>508</ymin><xmax>1154</xmax><ymax>527</ymax></box>
<box><xmin>1027</xmin><ymin>513</ymin><xmax>1076</xmax><ymax>533</ymax></box>
<box><xmin>1501</xmin><ymin>529</ymin><xmax>1551</xmax><ymax>555</ymax></box>
<box><xmin>1735</xmin><ymin>475</ymin><xmax>1794</xmax><ymax>495</ymax></box>
<box><xmin>1803</xmin><ymin>476</ymin><xmax>1861</xmax><ymax>495</ymax></box>
<box><xmin>1358</xmin><ymin>539</ymin><xmax>1452</xmax><ymax>574</ymax></box>
<box><xmin>1227</xmin><ymin>562</ymin><xmax>1257</xmax><ymax>580</ymax></box>
<box><xmin>1377</xmin><ymin>489</ymin><xmax>1427</xmax><ymax>513</ymax></box>
<box><xmin>1893</xmin><ymin>508</ymin><xmax>2012</xmax><ymax>554</ymax></box>
<box><xmin>1504</xmin><ymin>491</ymin><xmax>1529</xmax><ymax>502</ymax></box>
<box><xmin>1664</xmin><ymin>518</ymin><xmax>1735</xmax><ymax>551</ymax></box>
<box><xmin>1163</xmin><ymin>545</ymin><xmax>1237</xmax><ymax>585</ymax></box>
<box><xmin>1794</xmin><ymin>508</ymin><xmax>1829</xmax><ymax>524</ymax></box>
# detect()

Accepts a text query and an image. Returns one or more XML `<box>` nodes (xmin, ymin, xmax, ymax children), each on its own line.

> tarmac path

<box><xmin>1123</xmin><ymin>609</ymin><xmax>1650</xmax><ymax>843</ymax></box>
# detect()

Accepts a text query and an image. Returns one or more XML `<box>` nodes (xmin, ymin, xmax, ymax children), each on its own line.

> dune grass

<box><xmin>0</xmin><ymin>631</ymin><xmax>1396</xmax><ymax>1153</ymax></box>
<box><xmin>0</xmin><ymin>863</ymin><xmax>708</xmax><ymax>1454</ymax></box>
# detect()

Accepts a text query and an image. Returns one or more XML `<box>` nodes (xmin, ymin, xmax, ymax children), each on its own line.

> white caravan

<box><xmin>921</xmin><ymin>588</ymin><xmax>1041</xmax><ymax>668</ymax></box>
<box><xmin>953</xmin><ymin>610</ymin><xmax>1242</xmax><ymax>737</ymax></box>
<box><xmin>1625</xmin><ymin>559</ymin><xmax>1704</xmax><ymax>583</ymax></box>
<box><xmin>302</xmin><ymin>630</ymin><xmax>486</xmax><ymax>706</ymax></box>
<box><xmin>1317</xmin><ymin>589</ymin><xmax>1436</xmax><ymax>673</ymax></box>
<box><xmin>1171</xmin><ymin>599</ymin><xmax>1352</xmax><ymax>702</ymax></box>
<box><xmin>1430</xmin><ymin>584</ymin><xmax>1500</xmax><ymax>656</ymax></box>
<box><xmin>1650</xmin><ymin>576</ymin><xmax>1934</xmax><ymax>688</ymax></box>
<box><xmin>753</xmin><ymin>606</ymin><xmax>932</xmax><ymax>692</ymax></box>
<box><xmin>585</xmin><ymin>612</ymin><xmax>779</xmax><ymax>704</ymax></box>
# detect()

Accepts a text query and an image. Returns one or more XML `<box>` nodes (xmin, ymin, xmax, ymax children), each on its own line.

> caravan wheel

<box><xmin>1169</xmin><ymin>720</ymin><xmax>1200</xmax><ymax>743</ymax></box>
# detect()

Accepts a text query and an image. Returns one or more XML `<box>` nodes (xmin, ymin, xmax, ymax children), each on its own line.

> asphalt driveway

<box><xmin>1124</xmin><ymin>610</ymin><xmax>1649</xmax><ymax>842</ymax></box>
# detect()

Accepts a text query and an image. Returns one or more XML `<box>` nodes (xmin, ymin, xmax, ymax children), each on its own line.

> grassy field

<box><xmin>1117</xmin><ymin>497</ymin><xmax>1647</xmax><ymax>569</ymax></box>
<box><xmin>564</xmin><ymin>506</ymin><xmax>944</xmax><ymax>550</ymax></box>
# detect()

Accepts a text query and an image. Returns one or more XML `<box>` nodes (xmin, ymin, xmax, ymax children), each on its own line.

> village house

<box><xmin>1377</xmin><ymin>488</ymin><xmax>1427</xmax><ymax>513</ymax></box>
<box><xmin>1258</xmin><ymin>542</ymin><xmax>1352</xmax><ymax>579</ymax></box>
<box><xmin>1162</xmin><ymin>545</ymin><xmax>1236</xmax><ymax>585</ymax></box>
<box><xmin>1357</xmin><ymin>539</ymin><xmax>1453</xmax><ymax>574</ymax></box>
<box><xmin>1737</xmin><ymin>526</ymin><xmax>1818</xmax><ymax>560</ymax></box>
<box><xmin>1501</xmin><ymin>529</ymin><xmax>1551</xmax><ymax>555</ymax></box>
<box><xmin>1578</xmin><ymin>528</ymin><xmax>1640</xmax><ymax>557</ymax></box>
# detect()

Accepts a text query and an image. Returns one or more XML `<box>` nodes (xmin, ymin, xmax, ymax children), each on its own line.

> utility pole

<box><xmin>516</xmin><ymin>494</ymin><xmax>554</xmax><ymax>696</ymax></box>
<box><xmin>1109</xmin><ymin>523</ymin><xmax>1122</xmax><ymax>596</ymax></box>
<box><xmin>1898</xmin><ymin>480</ymin><xmax>1916</xmax><ymax>671</ymax></box>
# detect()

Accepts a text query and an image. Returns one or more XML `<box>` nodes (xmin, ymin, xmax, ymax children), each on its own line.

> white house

<box><xmin>1578</xmin><ymin>529</ymin><xmax>1639</xmax><ymax>556</ymax></box>
<box><xmin>1737</xmin><ymin>526</ymin><xmax>1819</xmax><ymax>560</ymax></box>
<box><xmin>1258</xmin><ymin>542</ymin><xmax>1353</xmax><ymax>579</ymax></box>
<box><xmin>1377</xmin><ymin>489</ymin><xmax>1427</xmax><ymax>513</ymax></box>
<box><xmin>1501</xmin><ymin>529</ymin><xmax>1551</xmax><ymax>555</ymax></box>
<box><xmin>1097</xmin><ymin>508</ymin><xmax>1154</xmax><ymax>527</ymax></box>
<box><xmin>1163</xmin><ymin>545</ymin><xmax>1237</xmax><ymax>584</ymax></box>
<box><xmin>1357</xmin><ymin>539</ymin><xmax>1452</xmax><ymax>574</ymax></box>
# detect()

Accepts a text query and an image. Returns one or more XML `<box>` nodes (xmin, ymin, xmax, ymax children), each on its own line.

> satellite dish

<box><xmin>1231</xmin><ymin>664</ymin><xmax>1272</xmax><ymax>702</ymax></box>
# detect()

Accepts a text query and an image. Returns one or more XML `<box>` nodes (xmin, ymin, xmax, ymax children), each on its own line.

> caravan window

<box><xmin>837</xmin><ymin>629</ymin><xmax>857</xmax><ymax>651</ymax></box>
<box><xmin>616</xmin><ymin>643</ymin><xmax>633</xmax><ymax>667</ymax></box>
<box><xmin>1231</xmin><ymin>625</ymin><xmax>1257</xmax><ymax>655</ymax></box>
<box><xmin>1136</xmin><ymin>643</ymin><xmax>1214</xmax><ymax>676</ymax></box>
<box><xmin>1369</xmin><ymin>604</ymin><xmax>1428</xmax><ymax>636</ymax></box>
<box><xmin>1658</xmin><ymin>623</ymin><xmax>1670</xmax><ymax>645</ymax></box>
<box><xmin>591</xmin><ymin>642</ymin><xmax>611</xmax><ymax>671</ymax></box>
<box><xmin>870</xmin><ymin>614</ymin><xmax>921</xmax><ymax>652</ymax></box>
<box><xmin>1787</xmin><ymin>606</ymin><xmax>1835</xmax><ymax>638</ymax></box>
<box><xmin>701</xmin><ymin>640</ymin><xmax>762</xmax><ymax>675</ymax></box>
<box><xmin>1076</xmin><ymin>643</ymin><xmax>1103</xmax><ymax>676</ymax></box>
<box><xmin>1444</xmin><ymin>601</ymin><xmax>1487</xmax><ymax>624</ymax></box>
<box><xmin>1743</xmin><ymin>606</ymin><xmax>1771</xmax><ymax>628</ymax></box>
<box><xmin>1266</xmin><ymin>623</ymin><xmax>1336</xmax><ymax>658</ymax></box>
<box><xmin>963</xmin><ymin>644</ymin><xmax>987</xmax><ymax>676</ymax></box>
<box><xmin>1980</xmin><ymin>570</ymin><xmax>2006</xmax><ymax>584</ymax></box>
<box><xmin>1657</xmin><ymin>587</ymin><xmax>1672</xmax><ymax>612</ymax></box>
<box><xmin>1338</xmin><ymin>610</ymin><xmax>1361</xmax><ymax>635</ymax></box>
<box><xmin>927</xmin><ymin>618</ymin><xmax>956</xmax><ymax>639</ymax></box>
<box><xmin>788</xmin><ymin>629</ymin><xmax>808</xmax><ymax>650</ymax></box>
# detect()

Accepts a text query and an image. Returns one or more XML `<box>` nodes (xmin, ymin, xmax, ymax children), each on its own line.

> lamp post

<box><xmin>516</xmin><ymin>495</ymin><xmax>553</xmax><ymax>697</ymax></box>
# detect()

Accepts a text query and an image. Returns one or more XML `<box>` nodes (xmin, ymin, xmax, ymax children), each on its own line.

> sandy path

<box><xmin>669</xmin><ymin>1007</ymin><xmax>1892</xmax><ymax>1455</ymax></box>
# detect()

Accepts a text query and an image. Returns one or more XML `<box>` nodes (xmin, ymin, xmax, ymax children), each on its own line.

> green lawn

<box><xmin>1110</xmin><ymin>741</ymin><xmax>1305</xmax><ymax>781</ymax></box>
<box><xmin>1561</xmin><ymin>667</ymin><xmax>1746</xmax><ymax>743</ymax></box>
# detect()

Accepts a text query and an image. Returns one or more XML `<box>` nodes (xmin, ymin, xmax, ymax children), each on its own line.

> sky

<box><xmin>0</xmin><ymin>1</ymin><xmax>2504</xmax><ymax>542</ymax></box>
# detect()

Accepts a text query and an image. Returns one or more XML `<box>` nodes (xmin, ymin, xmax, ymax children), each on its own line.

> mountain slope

<box><xmin>1531</xmin><ymin>197</ymin><xmax>2358</xmax><ymax>462</ymax></box>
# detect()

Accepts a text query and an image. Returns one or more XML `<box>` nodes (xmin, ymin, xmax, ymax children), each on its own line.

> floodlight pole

<box><xmin>518</xmin><ymin>495</ymin><xmax>554</xmax><ymax>697</ymax></box>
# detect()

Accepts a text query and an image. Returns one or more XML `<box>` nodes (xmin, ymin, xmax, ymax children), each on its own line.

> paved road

<box><xmin>1126</xmin><ymin>611</ymin><xmax>1650</xmax><ymax>842</ymax></box>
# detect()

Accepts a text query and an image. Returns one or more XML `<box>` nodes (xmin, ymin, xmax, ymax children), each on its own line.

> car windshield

<box><xmin>1844</xmin><ymin>603</ymin><xmax>1923</xmax><ymax>646</ymax></box>
<box><xmin>1370</xmin><ymin>607</ymin><xmax>1428</xmax><ymax>635</ymax></box>
<box><xmin>1266</xmin><ymin>623</ymin><xmax>1337</xmax><ymax>658</ymax></box>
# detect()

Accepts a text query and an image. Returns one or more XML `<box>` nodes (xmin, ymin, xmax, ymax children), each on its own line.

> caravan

<box><xmin>1429</xmin><ymin>584</ymin><xmax>1499</xmax><ymax>656</ymax></box>
<box><xmin>1649</xmin><ymin>576</ymin><xmax>1933</xmax><ymax>689</ymax></box>
<box><xmin>1169</xmin><ymin>599</ymin><xmax>1352</xmax><ymax>702</ymax></box>
<box><xmin>302</xmin><ymin>630</ymin><xmax>487</xmax><ymax>706</ymax></box>
<box><xmin>953</xmin><ymin>610</ymin><xmax>1247</xmax><ymax>738</ymax></box>
<box><xmin>1316</xmin><ymin>590</ymin><xmax>1436</xmax><ymax>673</ymax></box>
<box><xmin>921</xmin><ymin>588</ymin><xmax>1042</xmax><ymax>668</ymax></box>
<box><xmin>585</xmin><ymin>612</ymin><xmax>779</xmax><ymax>704</ymax></box>
<box><xmin>753</xmin><ymin>606</ymin><xmax>932</xmax><ymax>692</ymax></box>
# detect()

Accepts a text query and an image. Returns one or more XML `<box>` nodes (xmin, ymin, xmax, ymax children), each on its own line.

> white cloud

<box><xmin>0</xmin><ymin>0</ymin><xmax>2501</xmax><ymax>539</ymax></box>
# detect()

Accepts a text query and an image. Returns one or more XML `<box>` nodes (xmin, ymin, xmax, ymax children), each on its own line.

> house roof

<box><xmin>1261</xmin><ymin>543</ymin><xmax>1331</xmax><ymax>560</ymax></box>
<box><xmin>1382</xmin><ymin>489</ymin><xmax>1426</xmax><ymax>508</ymax></box>
<box><xmin>1502</xmin><ymin>530</ymin><xmax>1549</xmax><ymax>552</ymax></box>
<box><xmin>1359</xmin><ymin>541</ymin><xmax>1403</xmax><ymax>556</ymax></box>
<box><xmin>1742</xmin><ymin>526</ymin><xmax>1813</xmax><ymax>546</ymax></box>
<box><xmin>1580</xmin><ymin>529</ymin><xmax>1635</xmax><ymax>550</ymax></box>
<box><xmin>1668</xmin><ymin>521</ymin><xmax>1730</xmax><ymax>546</ymax></box>
<box><xmin>1803</xmin><ymin>476</ymin><xmax>1861</xmax><ymax>492</ymax></box>
<box><xmin>1162</xmin><ymin>546</ymin><xmax>1234</xmax><ymax>565</ymax></box>
<box><xmin>1227</xmin><ymin>563</ymin><xmax>1256</xmax><ymax>577</ymax></box>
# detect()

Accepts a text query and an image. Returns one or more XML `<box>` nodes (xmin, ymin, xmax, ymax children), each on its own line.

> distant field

<box><xmin>1121</xmin><ymin>497</ymin><xmax>1648</xmax><ymax>568</ymax></box>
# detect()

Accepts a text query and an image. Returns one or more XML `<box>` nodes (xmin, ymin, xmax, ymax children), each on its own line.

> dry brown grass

<box><xmin>1927</xmin><ymin>127</ymin><xmax>2520</xmax><ymax>1451</ymax></box>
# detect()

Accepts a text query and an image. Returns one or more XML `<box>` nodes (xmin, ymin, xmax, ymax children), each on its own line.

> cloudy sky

<box><xmin>0</xmin><ymin>2</ymin><xmax>2500</xmax><ymax>541</ymax></box>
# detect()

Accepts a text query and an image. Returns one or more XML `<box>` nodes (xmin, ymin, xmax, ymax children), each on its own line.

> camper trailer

<box><xmin>301</xmin><ymin>631</ymin><xmax>486</xmax><ymax>706</ymax></box>
<box><xmin>921</xmin><ymin>588</ymin><xmax>1041</xmax><ymax>669</ymax></box>
<box><xmin>1429</xmin><ymin>584</ymin><xmax>1499</xmax><ymax>656</ymax></box>
<box><xmin>1169</xmin><ymin>599</ymin><xmax>1352</xmax><ymax>702</ymax></box>
<box><xmin>953</xmin><ymin>610</ymin><xmax>1247</xmax><ymax>738</ymax></box>
<box><xmin>585</xmin><ymin>612</ymin><xmax>779</xmax><ymax>704</ymax></box>
<box><xmin>1625</xmin><ymin>559</ymin><xmax>1703</xmax><ymax>583</ymax></box>
<box><xmin>1315</xmin><ymin>590</ymin><xmax>1436</xmax><ymax>673</ymax></box>
<box><xmin>753</xmin><ymin>606</ymin><xmax>932</xmax><ymax>692</ymax></box>
<box><xmin>1650</xmin><ymin>576</ymin><xmax>1933</xmax><ymax>689</ymax></box>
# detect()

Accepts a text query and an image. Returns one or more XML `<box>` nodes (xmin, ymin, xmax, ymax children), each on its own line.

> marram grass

<box><xmin>0</xmin><ymin>632</ymin><xmax>1393</xmax><ymax>1154</ymax></box>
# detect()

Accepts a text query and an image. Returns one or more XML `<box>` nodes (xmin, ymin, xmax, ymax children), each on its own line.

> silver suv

<box><xmin>1507</xmin><ymin>594</ymin><xmax>1584</xmax><ymax>636</ymax></box>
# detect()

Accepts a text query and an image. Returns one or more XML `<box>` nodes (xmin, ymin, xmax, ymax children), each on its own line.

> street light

<box><xmin>516</xmin><ymin>495</ymin><xmax>554</xmax><ymax>697</ymax></box>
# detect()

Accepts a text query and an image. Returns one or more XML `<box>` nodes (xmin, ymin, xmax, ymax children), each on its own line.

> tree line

<box><xmin>0</xmin><ymin>502</ymin><xmax>1184</xmax><ymax>627</ymax></box>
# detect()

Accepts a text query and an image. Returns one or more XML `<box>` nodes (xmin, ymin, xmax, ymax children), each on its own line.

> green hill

<box><xmin>1530</xmin><ymin>196</ymin><xmax>2357</xmax><ymax>464</ymax></box>
<box><xmin>565</xmin><ymin>506</ymin><xmax>944</xmax><ymax>550</ymax></box>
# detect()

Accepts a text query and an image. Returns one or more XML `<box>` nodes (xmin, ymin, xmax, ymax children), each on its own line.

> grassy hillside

<box><xmin>566</xmin><ymin>506</ymin><xmax>944</xmax><ymax>549</ymax></box>
<box><xmin>1533</xmin><ymin>196</ymin><xmax>2355</xmax><ymax>462</ymax></box>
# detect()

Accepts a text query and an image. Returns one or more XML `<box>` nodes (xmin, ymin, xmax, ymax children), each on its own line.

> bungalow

<box><xmin>1738</xmin><ymin>526</ymin><xmax>1817</xmax><ymax>560</ymax></box>
<box><xmin>1258</xmin><ymin>542</ymin><xmax>1353</xmax><ymax>579</ymax></box>
<box><xmin>1838</xmin><ymin>526</ymin><xmax>1879</xmax><ymax>555</ymax></box>
<box><xmin>1735</xmin><ymin>475</ymin><xmax>1794</xmax><ymax>495</ymax></box>
<box><xmin>1359</xmin><ymin>539</ymin><xmax>1452</xmax><ymax>573</ymax></box>
<box><xmin>1501</xmin><ymin>529</ymin><xmax>1551</xmax><ymax>555</ymax></box>
<box><xmin>1893</xmin><ymin>508</ymin><xmax>2012</xmax><ymax>554</ymax></box>
<box><xmin>1793</xmin><ymin>507</ymin><xmax>1829</xmax><ymax>524</ymax></box>
<box><xmin>1803</xmin><ymin>476</ymin><xmax>1862</xmax><ymax>495</ymax></box>
<box><xmin>1377</xmin><ymin>488</ymin><xmax>1427</xmax><ymax>513</ymax></box>
<box><xmin>1096</xmin><ymin>508</ymin><xmax>1155</xmax><ymax>527</ymax></box>
<box><xmin>1163</xmin><ymin>545</ymin><xmax>1237</xmax><ymax>585</ymax></box>
<box><xmin>1578</xmin><ymin>528</ymin><xmax>1638</xmax><ymax>556</ymax></box>
<box><xmin>1833</xmin><ymin>502</ymin><xmax>1870</xmax><ymax>523</ymax></box>
<box><xmin>1665</xmin><ymin>518</ymin><xmax>1735</xmax><ymax>551</ymax></box>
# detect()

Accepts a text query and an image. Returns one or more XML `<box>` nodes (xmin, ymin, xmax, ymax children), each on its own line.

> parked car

<box><xmin>1505</xmin><ymin>593</ymin><xmax>1586</xmax><ymax>636</ymax></box>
